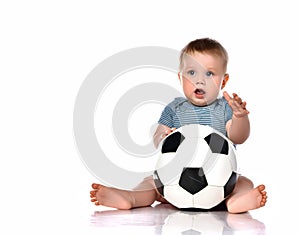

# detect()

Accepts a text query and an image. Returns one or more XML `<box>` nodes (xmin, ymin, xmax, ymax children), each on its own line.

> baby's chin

<box><xmin>188</xmin><ymin>95</ymin><xmax>219</xmax><ymax>107</ymax></box>
<box><xmin>188</xmin><ymin>98</ymin><xmax>208</xmax><ymax>107</ymax></box>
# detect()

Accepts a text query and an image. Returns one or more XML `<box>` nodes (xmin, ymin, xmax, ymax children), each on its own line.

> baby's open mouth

<box><xmin>194</xmin><ymin>88</ymin><xmax>205</xmax><ymax>95</ymax></box>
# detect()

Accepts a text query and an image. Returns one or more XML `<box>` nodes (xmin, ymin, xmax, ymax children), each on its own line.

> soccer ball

<box><xmin>153</xmin><ymin>124</ymin><xmax>238</xmax><ymax>209</ymax></box>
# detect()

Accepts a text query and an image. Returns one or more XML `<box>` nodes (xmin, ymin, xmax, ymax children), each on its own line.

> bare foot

<box><xmin>226</xmin><ymin>184</ymin><xmax>267</xmax><ymax>214</ymax></box>
<box><xmin>90</xmin><ymin>183</ymin><xmax>134</xmax><ymax>209</ymax></box>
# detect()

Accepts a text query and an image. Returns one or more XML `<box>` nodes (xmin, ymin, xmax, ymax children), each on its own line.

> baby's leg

<box><xmin>132</xmin><ymin>176</ymin><xmax>169</xmax><ymax>204</ymax></box>
<box><xmin>226</xmin><ymin>176</ymin><xmax>267</xmax><ymax>214</ymax></box>
<box><xmin>90</xmin><ymin>177</ymin><xmax>159</xmax><ymax>209</ymax></box>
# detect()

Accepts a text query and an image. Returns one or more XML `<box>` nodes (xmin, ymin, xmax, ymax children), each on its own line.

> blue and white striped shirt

<box><xmin>158</xmin><ymin>97</ymin><xmax>233</xmax><ymax>137</ymax></box>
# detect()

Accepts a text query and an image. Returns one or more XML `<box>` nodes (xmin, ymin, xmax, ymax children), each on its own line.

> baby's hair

<box><xmin>179</xmin><ymin>38</ymin><xmax>228</xmax><ymax>71</ymax></box>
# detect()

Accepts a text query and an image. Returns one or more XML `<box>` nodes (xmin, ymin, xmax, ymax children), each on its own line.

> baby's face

<box><xmin>179</xmin><ymin>51</ymin><xmax>227</xmax><ymax>106</ymax></box>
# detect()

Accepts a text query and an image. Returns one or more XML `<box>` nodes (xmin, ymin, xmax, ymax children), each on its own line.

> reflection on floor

<box><xmin>91</xmin><ymin>203</ymin><xmax>266</xmax><ymax>235</ymax></box>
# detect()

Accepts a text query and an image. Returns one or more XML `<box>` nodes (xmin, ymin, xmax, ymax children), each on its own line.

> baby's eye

<box><xmin>187</xmin><ymin>70</ymin><xmax>196</xmax><ymax>77</ymax></box>
<box><xmin>205</xmin><ymin>71</ymin><xmax>214</xmax><ymax>77</ymax></box>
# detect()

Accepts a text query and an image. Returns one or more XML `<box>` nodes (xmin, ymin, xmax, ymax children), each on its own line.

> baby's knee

<box><xmin>238</xmin><ymin>175</ymin><xmax>254</xmax><ymax>187</ymax></box>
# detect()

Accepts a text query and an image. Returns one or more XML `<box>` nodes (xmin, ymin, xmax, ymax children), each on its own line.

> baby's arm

<box><xmin>153</xmin><ymin>124</ymin><xmax>175</xmax><ymax>149</ymax></box>
<box><xmin>223</xmin><ymin>91</ymin><xmax>250</xmax><ymax>144</ymax></box>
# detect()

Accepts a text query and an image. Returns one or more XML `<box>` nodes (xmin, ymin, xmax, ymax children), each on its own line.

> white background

<box><xmin>1</xmin><ymin>0</ymin><xmax>299</xmax><ymax>234</ymax></box>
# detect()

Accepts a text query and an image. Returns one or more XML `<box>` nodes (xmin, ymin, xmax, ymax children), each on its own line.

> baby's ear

<box><xmin>221</xmin><ymin>74</ymin><xmax>229</xmax><ymax>89</ymax></box>
<box><xmin>178</xmin><ymin>72</ymin><xmax>182</xmax><ymax>83</ymax></box>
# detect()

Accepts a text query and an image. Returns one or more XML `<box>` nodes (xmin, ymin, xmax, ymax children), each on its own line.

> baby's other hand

<box><xmin>223</xmin><ymin>91</ymin><xmax>249</xmax><ymax>118</ymax></box>
<box><xmin>154</xmin><ymin>125</ymin><xmax>177</xmax><ymax>149</ymax></box>
<box><xmin>163</xmin><ymin>127</ymin><xmax>176</xmax><ymax>138</ymax></box>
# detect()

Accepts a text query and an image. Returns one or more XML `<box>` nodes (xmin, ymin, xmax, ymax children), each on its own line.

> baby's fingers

<box><xmin>166</xmin><ymin>128</ymin><xmax>176</xmax><ymax>135</ymax></box>
<box><xmin>223</xmin><ymin>91</ymin><xmax>232</xmax><ymax>102</ymax></box>
<box><xmin>232</xmin><ymin>93</ymin><xmax>244</xmax><ymax>105</ymax></box>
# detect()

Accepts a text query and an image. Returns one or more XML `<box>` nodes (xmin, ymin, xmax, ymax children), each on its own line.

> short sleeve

<box><xmin>158</xmin><ymin>105</ymin><xmax>175</xmax><ymax>128</ymax></box>
<box><xmin>224</xmin><ymin>99</ymin><xmax>233</xmax><ymax>123</ymax></box>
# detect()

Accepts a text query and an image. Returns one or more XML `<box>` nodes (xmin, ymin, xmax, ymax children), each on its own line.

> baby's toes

<box><xmin>90</xmin><ymin>190</ymin><xmax>96</xmax><ymax>197</ymax></box>
<box><xmin>92</xmin><ymin>183</ymin><xmax>101</xmax><ymax>189</ymax></box>
<box><xmin>95</xmin><ymin>201</ymin><xmax>101</xmax><ymax>206</ymax></box>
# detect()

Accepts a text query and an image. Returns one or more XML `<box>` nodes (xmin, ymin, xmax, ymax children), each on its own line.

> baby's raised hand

<box><xmin>223</xmin><ymin>91</ymin><xmax>249</xmax><ymax>118</ymax></box>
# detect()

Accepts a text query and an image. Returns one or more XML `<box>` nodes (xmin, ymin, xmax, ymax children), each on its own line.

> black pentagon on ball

<box><xmin>161</xmin><ymin>132</ymin><xmax>185</xmax><ymax>153</ymax></box>
<box><xmin>153</xmin><ymin>170</ymin><xmax>164</xmax><ymax>196</ymax></box>
<box><xmin>179</xmin><ymin>167</ymin><xmax>208</xmax><ymax>195</ymax></box>
<box><xmin>224</xmin><ymin>171</ymin><xmax>238</xmax><ymax>198</ymax></box>
<box><xmin>204</xmin><ymin>132</ymin><xmax>229</xmax><ymax>154</ymax></box>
